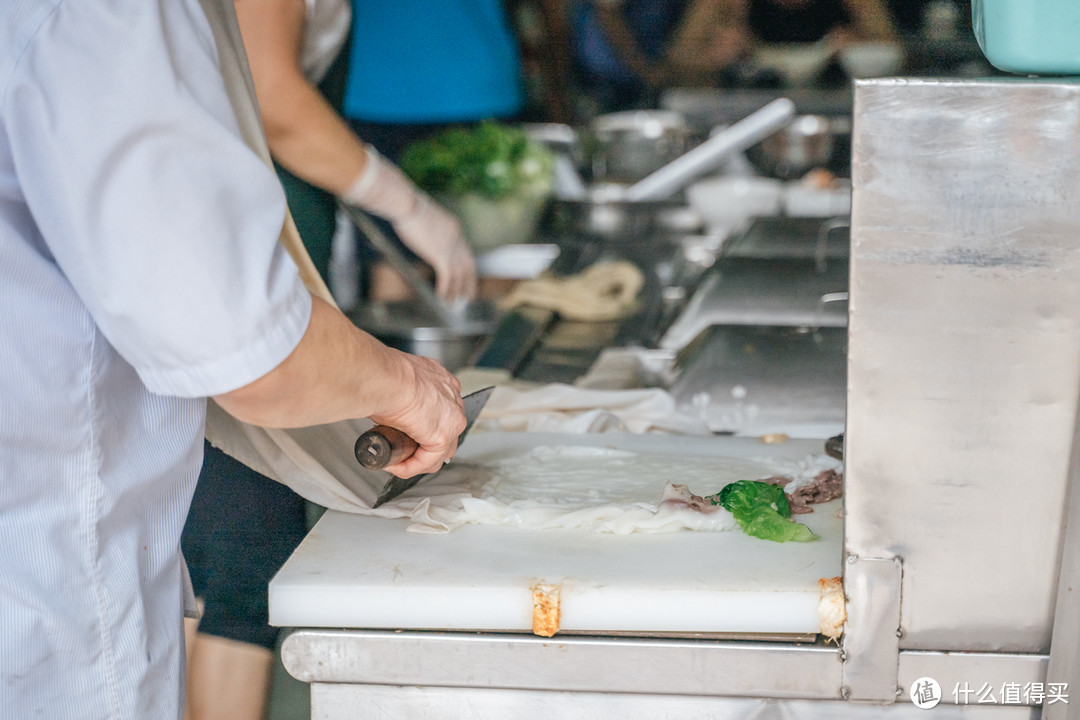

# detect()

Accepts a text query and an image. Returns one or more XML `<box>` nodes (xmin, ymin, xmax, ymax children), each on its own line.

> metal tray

<box><xmin>721</xmin><ymin>216</ymin><xmax>849</xmax><ymax>262</ymax></box>
<box><xmin>660</xmin><ymin>257</ymin><xmax>849</xmax><ymax>352</ymax></box>
<box><xmin>669</xmin><ymin>324</ymin><xmax>847</xmax><ymax>436</ymax></box>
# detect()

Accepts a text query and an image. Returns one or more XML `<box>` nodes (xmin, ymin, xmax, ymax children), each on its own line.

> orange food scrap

<box><xmin>531</xmin><ymin>583</ymin><xmax>561</xmax><ymax>638</ymax></box>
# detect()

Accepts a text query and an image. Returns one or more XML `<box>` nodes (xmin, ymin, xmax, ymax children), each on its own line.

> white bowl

<box><xmin>839</xmin><ymin>42</ymin><xmax>904</xmax><ymax>78</ymax></box>
<box><xmin>686</xmin><ymin>176</ymin><xmax>783</xmax><ymax>235</ymax></box>
<box><xmin>754</xmin><ymin>42</ymin><xmax>833</xmax><ymax>86</ymax></box>
<box><xmin>783</xmin><ymin>180</ymin><xmax>852</xmax><ymax>217</ymax></box>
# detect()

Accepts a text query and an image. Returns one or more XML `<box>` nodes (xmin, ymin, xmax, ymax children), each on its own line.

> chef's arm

<box><xmin>234</xmin><ymin>0</ymin><xmax>365</xmax><ymax>195</ymax></box>
<box><xmin>213</xmin><ymin>296</ymin><xmax>467</xmax><ymax>478</ymax></box>
<box><xmin>666</xmin><ymin>0</ymin><xmax>752</xmax><ymax>85</ymax></box>
<box><xmin>233</xmin><ymin>0</ymin><xmax>477</xmax><ymax>299</ymax></box>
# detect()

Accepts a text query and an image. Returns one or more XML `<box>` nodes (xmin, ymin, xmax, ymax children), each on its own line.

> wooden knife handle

<box><xmin>354</xmin><ymin>426</ymin><xmax>419</xmax><ymax>470</ymax></box>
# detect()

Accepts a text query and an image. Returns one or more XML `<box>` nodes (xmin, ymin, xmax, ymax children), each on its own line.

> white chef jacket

<box><xmin>0</xmin><ymin>1</ymin><xmax>311</xmax><ymax>718</ymax></box>
<box><xmin>302</xmin><ymin>0</ymin><xmax>352</xmax><ymax>83</ymax></box>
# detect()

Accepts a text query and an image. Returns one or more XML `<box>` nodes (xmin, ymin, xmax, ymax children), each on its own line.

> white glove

<box><xmin>343</xmin><ymin>146</ymin><xmax>477</xmax><ymax>300</ymax></box>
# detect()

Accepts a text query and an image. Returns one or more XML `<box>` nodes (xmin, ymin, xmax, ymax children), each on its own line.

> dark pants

<box><xmin>182</xmin><ymin>443</ymin><xmax>308</xmax><ymax>649</ymax></box>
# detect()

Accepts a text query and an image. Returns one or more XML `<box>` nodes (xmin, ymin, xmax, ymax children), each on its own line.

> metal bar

<box><xmin>281</xmin><ymin>629</ymin><xmax>844</xmax><ymax>700</ymax></box>
<box><xmin>1044</xmin><ymin>385</ymin><xmax>1080</xmax><ymax>720</ymax></box>
<box><xmin>308</xmin><ymin>684</ymin><xmax>1038</xmax><ymax>720</ymax></box>
<box><xmin>284</xmin><ymin>630</ymin><xmax>1052</xmax><ymax>716</ymax></box>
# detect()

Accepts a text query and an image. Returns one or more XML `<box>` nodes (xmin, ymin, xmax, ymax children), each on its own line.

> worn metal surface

<box><xmin>1044</xmin><ymin>395</ymin><xmax>1080</xmax><ymax>720</ymax></box>
<box><xmin>285</xmin><ymin>631</ymin><xmax>1044</xmax><ymax>719</ymax></box>
<box><xmin>846</xmin><ymin>77</ymin><xmax>1080</xmax><ymax>652</ymax></box>
<box><xmin>843</xmin><ymin>556</ymin><xmax>903</xmax><ymax>702</ymax></box>
<box><xmin>898</xmin><ymin>650</ymin><xmax>1048</xmax><ymax>707</ymax></box>
<box><xmin>721</xmin><ymin>216</ymin><xmax>850</xmax><ymax>262</ymax></box>
<box><xmin>668</xmin><ymin>325</ymin><xmax>846</xmax><ymax>435</ymax></box>
<box><xmin>308</xmin><ymin>684</ymin><xmax>1038</xmax><ymax>720</ymax></box>
<box><xmin>660</xmin><ymin>258</ymin><xmax>849</xmax><ymax>353</ymax></box>
<box><xmin>281</xmin><ymin>630</ymin><xmax>843</xmax><ymax>699</ymax></box>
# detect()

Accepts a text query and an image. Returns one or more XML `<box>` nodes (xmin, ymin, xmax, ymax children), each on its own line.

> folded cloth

<box><xmin>471</xmin><ymin>382</ymin><xmax>710</xmax><ymax>436</ymax></box>
<box><xmin>499</xmin><ymin>261</ymin><xmax>644</xmax><ymax>321</ymax></box>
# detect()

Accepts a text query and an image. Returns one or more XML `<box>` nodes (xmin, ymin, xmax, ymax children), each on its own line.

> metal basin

<box><xmin>550</xmin><ymin>183</ymin><xmax>700</xmax><ymax>240</ymax></box>
<box><xmin>589</xmin><ymin>110</ymin><xmax>700</xmax><ymax>185</ymax></box>
<box><xmin>746</xmin><ymin>114</ymin><xmax>850</xmax><ymax>179</ymax></box>
<box><xmin>348</xmin><ymin>300</ymin><xmax>500</xmax><ymax>372</ymax></box>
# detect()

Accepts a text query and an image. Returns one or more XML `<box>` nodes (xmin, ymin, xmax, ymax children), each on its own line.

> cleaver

<box><xmin>354</xmin><ymin>386</ymin><xmax>495</xmax><ymax>508</ymax></box>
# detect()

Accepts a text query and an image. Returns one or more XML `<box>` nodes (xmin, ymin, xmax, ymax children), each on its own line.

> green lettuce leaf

<box><xmin>711</xmin><ymin>480</ymin><xmax>819</xmax><ymax>543</ymax></box>
<box><xmin>400</xmin><ymin>121</ymin><xmax>553</xmax><ymax>200</ymax></box>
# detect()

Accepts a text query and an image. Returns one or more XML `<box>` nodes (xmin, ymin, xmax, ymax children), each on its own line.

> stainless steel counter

<box><xmin>276</xmin><ymin>78</ymin><xmax>1080</xmax><ymax>718</ymax></box>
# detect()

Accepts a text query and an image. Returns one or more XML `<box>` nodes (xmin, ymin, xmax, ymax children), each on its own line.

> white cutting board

<box><xmin>269</xmin><ymin>433</ymin><xmax>842</xmax><ymax>635</ymax></box>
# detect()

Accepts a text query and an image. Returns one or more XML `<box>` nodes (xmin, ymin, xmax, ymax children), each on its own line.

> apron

<box><xmin>196</xmin><ymin>0</ymin><xmax>388</xmax><ymax>513</ymax></box>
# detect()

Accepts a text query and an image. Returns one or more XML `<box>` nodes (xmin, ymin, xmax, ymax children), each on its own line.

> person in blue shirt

<box><xmin>569</xmin><ymin>0</ymin><xmax>693</xmax><ymax>112</ymax></box>
<box><xmin>341</xmin><ymin>0</ymin><xmax>528</xmax><ymax>300</ymax></box>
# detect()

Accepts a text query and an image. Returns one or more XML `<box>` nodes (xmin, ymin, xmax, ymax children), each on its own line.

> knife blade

<box><xmin>354</xmin><ymin>386</ymin><xmax>495</xmax><ymax>508</ymax></box>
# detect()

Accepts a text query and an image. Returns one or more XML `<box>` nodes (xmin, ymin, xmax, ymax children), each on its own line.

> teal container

<box><xmin>973</xmin><ymin>0</ymin><xmax>1080</xmax><ymax>75</ymax></box>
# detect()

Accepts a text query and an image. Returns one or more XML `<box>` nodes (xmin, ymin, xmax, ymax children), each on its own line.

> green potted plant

<box><xmin>400</xmin><ymin>121</ymin><xmax>554</xmax><ymax>251</ymax></box>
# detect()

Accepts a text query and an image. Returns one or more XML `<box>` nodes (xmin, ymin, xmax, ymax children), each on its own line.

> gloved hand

<box><xmin>342</xmin><ymin>146</ymin><xmax>477</xmax><ymax>300</ymax></box>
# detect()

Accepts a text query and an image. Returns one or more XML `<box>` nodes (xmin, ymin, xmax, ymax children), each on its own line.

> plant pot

<box><xmin>441</xmin><ymin>188</ymin><xmax>551</xmax><ymax>251</ymax></box>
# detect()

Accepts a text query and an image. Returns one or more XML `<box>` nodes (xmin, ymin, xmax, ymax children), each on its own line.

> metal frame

<box><xmin>842</xmin><ymin>556</ymin><xmax>903</xmax><ymax>702</ymax></box>
<box><xmin>281</xmin><ymin>630</ymin><xmax>843</xmax><ymax>699</ymax></box>
<box><xmin>281</xmin><ymin>629</ymin><xmax>1049</xmax><ymax>714</ymax></box>
<box><xmin>1044</xmin><ymin>396</ymin><xmax>1080</xmax><ymax>720</ymax></box>
<box><xmin>305</xmin><ymin>684</ymin><xmax>1039</xmax><ymax>720</ymax></box>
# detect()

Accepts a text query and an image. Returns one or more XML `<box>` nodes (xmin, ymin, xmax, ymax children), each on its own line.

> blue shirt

<box><xmin>0</xmin><ymin>1</ymin><xmax>310</xmax><ymax>717</ymax></box>
<box><xmin>572</xmin><ymin>0</ymin><xmax>690</xmax><ymax>84</ymax></box>
<box><xmin>343</xmin><ymin>0</ymin><xmax>525</xmax><ymax>123</ymax></box>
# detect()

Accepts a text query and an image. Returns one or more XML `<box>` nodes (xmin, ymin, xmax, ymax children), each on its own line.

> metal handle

<box><xmin>338</xmin><ymin>201</ymin><xmax>455</xmax><ymax>326</ymax></box>
<box><xmin>623</xmin><ymin>98</ymin><xmax>796</xmax><ymax>202</ymax></box>
<box><xmin>354</xmin><ymin>425</ymin><xmax>419</xmax><ymax>470</ymax></box>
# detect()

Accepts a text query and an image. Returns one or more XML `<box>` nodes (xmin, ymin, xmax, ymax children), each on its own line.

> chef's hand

<box><xmin>342</xmin><ymin>146</ymin><xmax>478</xmax><ymax>300</ymax></box>
<box><xmin>393</xmin><ymin>195</ymin><xmax>477</xmax><ymax>301</ymax></box>
<box><xmin>368</xmin><ymin>349</ymin><xmax>467</xmax><ymax>479</ymax></box>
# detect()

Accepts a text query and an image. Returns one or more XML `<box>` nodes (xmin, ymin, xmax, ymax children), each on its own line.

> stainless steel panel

<box><xmin>1045</xmin><ymin>402</ymin><xmax>1080</xmax><ymax>720</ymax></box>
<box><xmin>669</xmin><ymin>325</ymin><xmax>846</xmax><ymax>434</ymax></box>
<box><xmin>309</xmin><ymin>683</ymin><xmax>1038</xmax><ymax>720</ymax></box>
<box><xmin>660</xmin><ymin>259</ymin><xmax>849</xmax><ymax>352</ymax></box>
<box><xmin>281</xmin><ymin>630</ymin><xmax>844</xmax><ymax>700</ymax></box>
<box><xmin>898</xmin><ymin>651</ymin><xmax>1048</xmax><ymax>707</ymax></box>
<box><xmin>843</xmin><ymin>556</ymin><xmax>903</xmax><ymax>703</ymax></box>
<box><xmin>722</xmin><ymin>217</ymin><xmax>850</xmax><ymax>262</ymax></box>
<box><xmin>846</xmin><ymin>77</ymin><xmax>1080</xmax><ymax>652</ymax></box>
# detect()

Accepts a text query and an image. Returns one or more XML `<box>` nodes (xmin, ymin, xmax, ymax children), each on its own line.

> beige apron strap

<box><xmin>195</xmin><ymin>0</ymin><xmax>381</xmax><ymax>515</ymax></box>
<box><xmin>196</xmin><ymin>0</ymin><xmax>337</xmax><ymax>308</ymax></box>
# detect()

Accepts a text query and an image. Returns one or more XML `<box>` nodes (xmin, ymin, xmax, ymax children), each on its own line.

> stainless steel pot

<box><xmin>550</xmin><ymin>188</ymin><xmax>699</xmax><ymax>240</ymax></box>
<box><xmin>348</xmin><ymin>300</ymin><xmax>500</xmax><ymax>372</ymax></box>
<box><xmin>588</xmin><ymin>110</ymin><xmax>699</xmax><ymax>185</ymax></box>
<box><xmin>745</xmin><ymin>114</ymin><xmax>851</xmax><ymax>180</ymax></box>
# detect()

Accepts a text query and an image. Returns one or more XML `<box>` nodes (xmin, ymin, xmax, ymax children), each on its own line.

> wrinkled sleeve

<box><xmin>4</xmin><ymin>0</ymin><xmax>310</xmax><ymax>398</ymax></box>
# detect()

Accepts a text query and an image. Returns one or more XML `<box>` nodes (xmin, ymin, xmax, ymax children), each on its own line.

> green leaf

<box><xmin>400</xmin><ymin>121</ymin><xmax>553</xmax><ymax>200</ymax></box>
<box><xmin>712</xmin><ymin>480</ymin><xmax>819</xmax><ymax>543</ymax></box>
